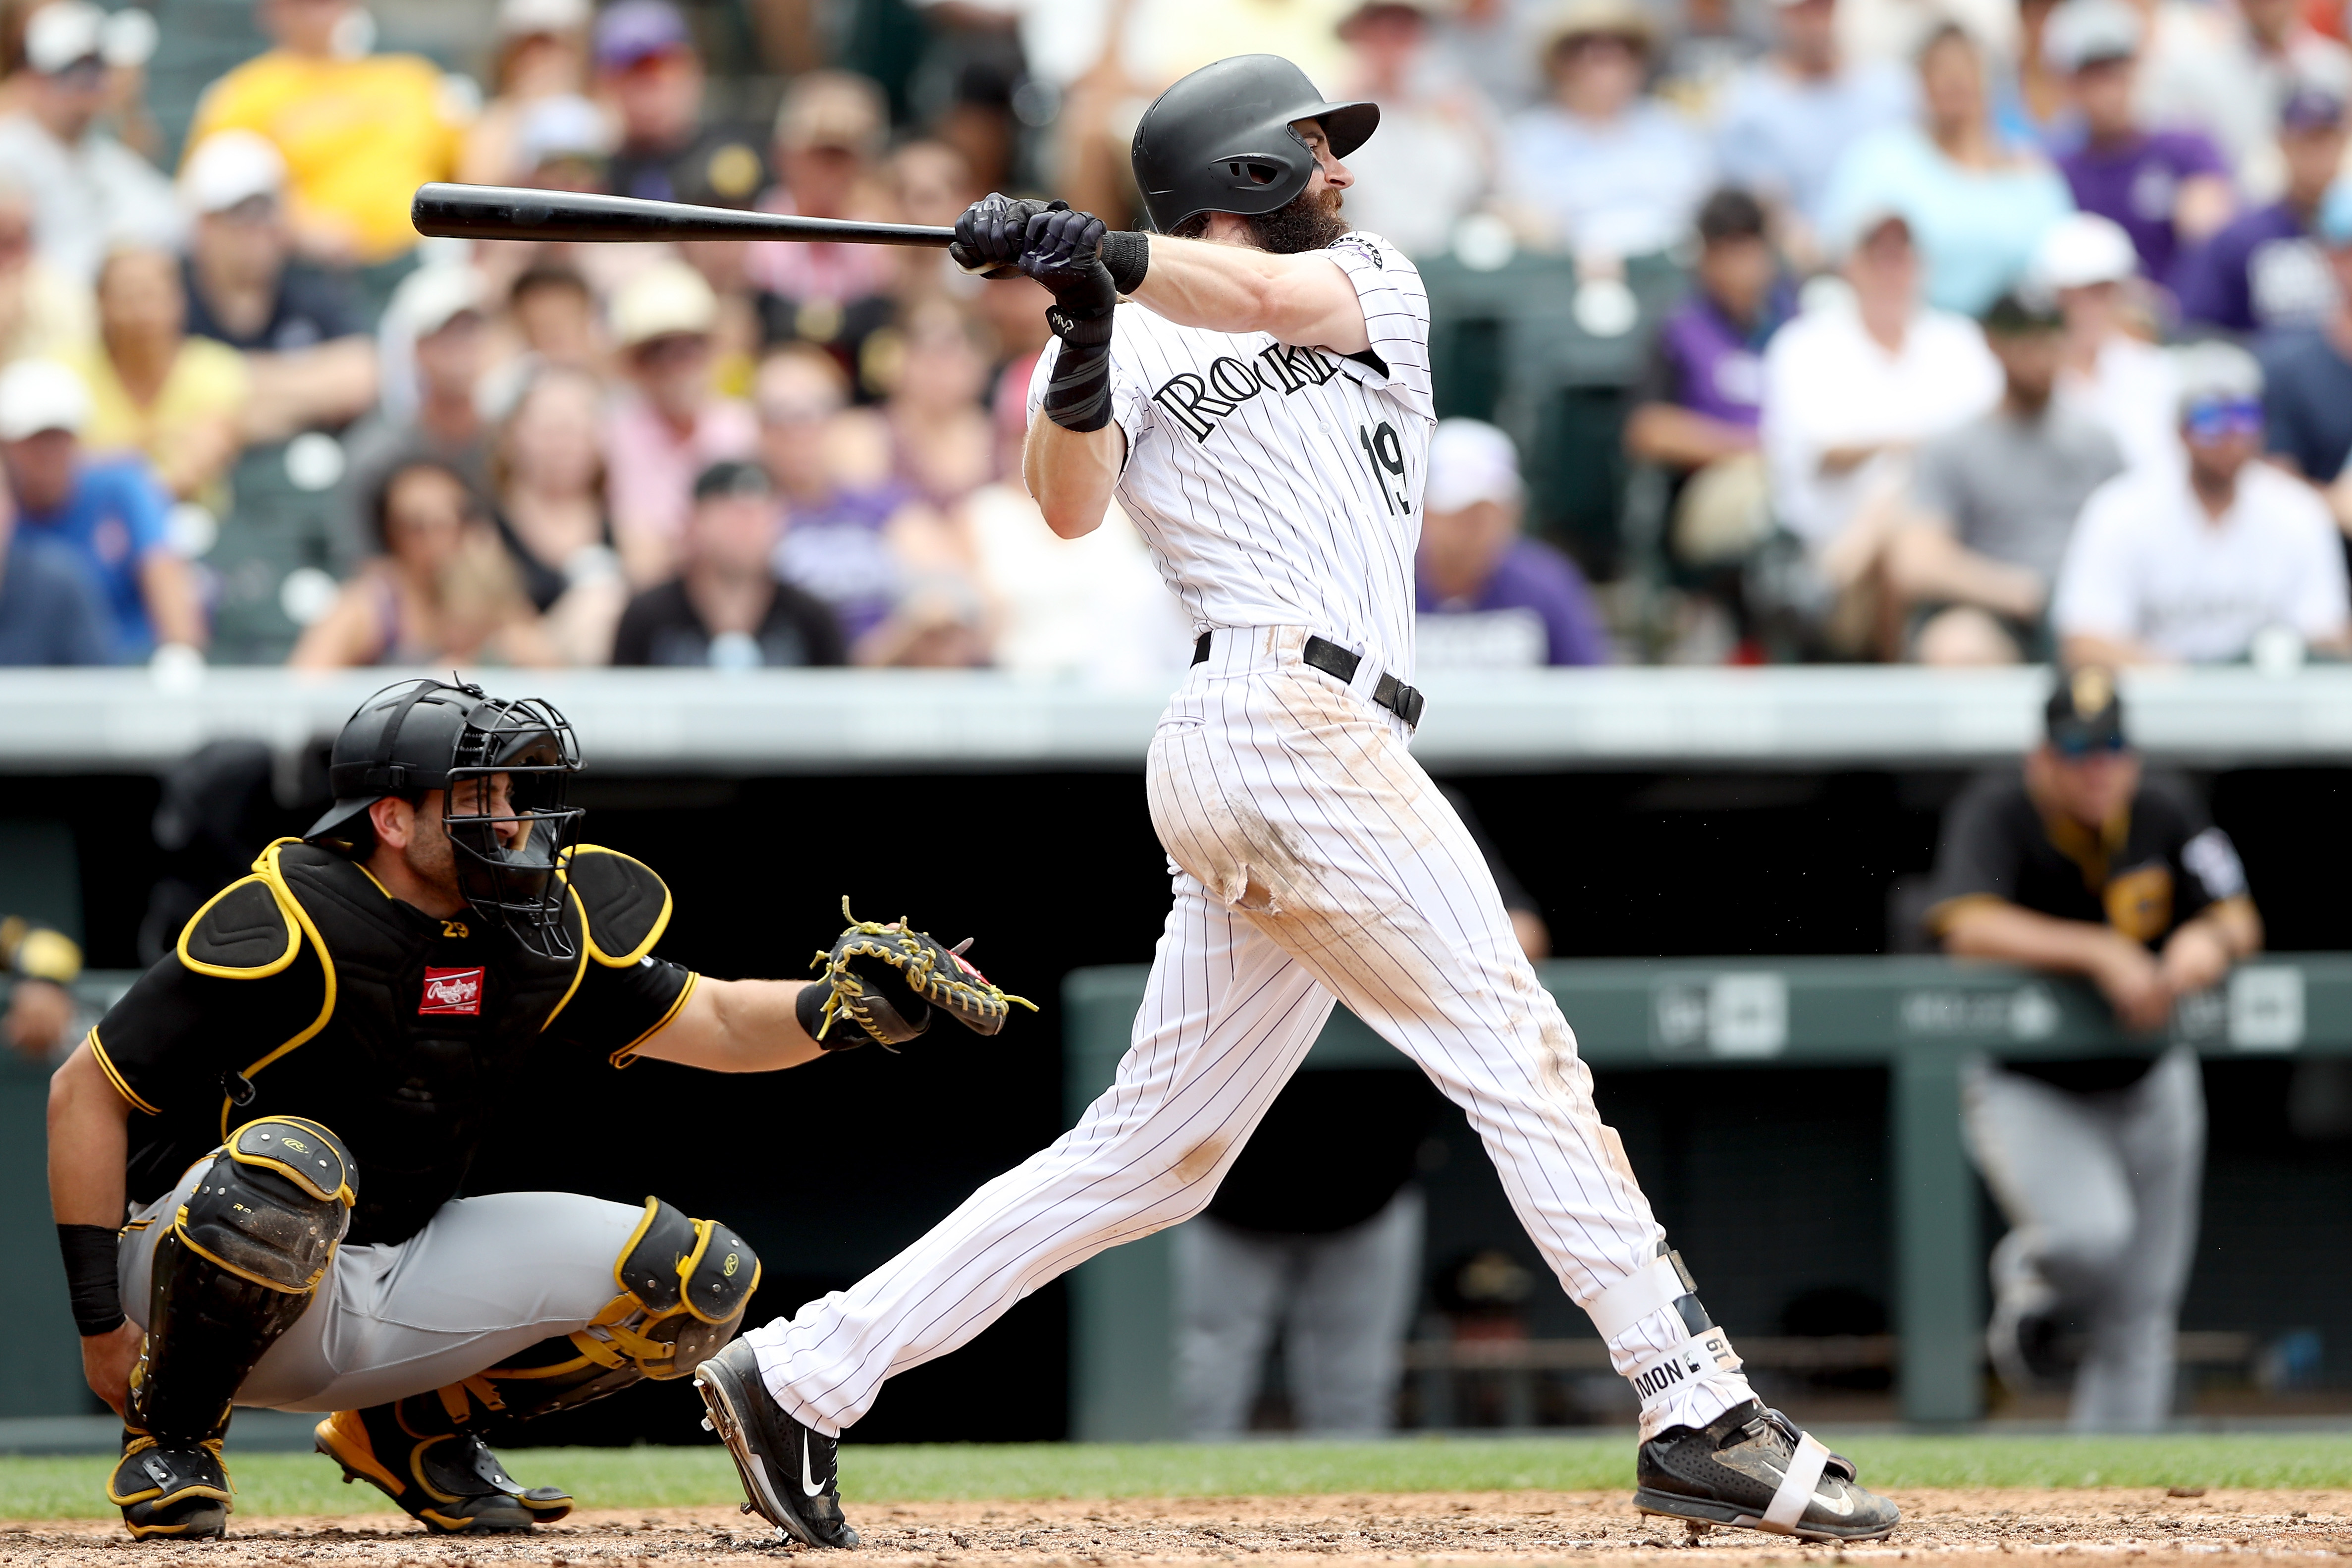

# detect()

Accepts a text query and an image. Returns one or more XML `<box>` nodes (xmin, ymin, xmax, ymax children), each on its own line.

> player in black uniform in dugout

<box><xmin>47</xmin><ymin>678</ymin><xmax>1004</xmax><ymax>1539</ymax></box>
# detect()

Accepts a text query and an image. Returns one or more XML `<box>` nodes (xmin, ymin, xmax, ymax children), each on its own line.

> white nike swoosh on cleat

<box><xmin>1813</xmin><ymin>1487</ymin><xmax>1855</xmax><ymax>1517</ymax></box>
<box><xmin>802</xmin><ymin>1437</ymin><xmax>827</xmax><ymax>1498</ymax></box>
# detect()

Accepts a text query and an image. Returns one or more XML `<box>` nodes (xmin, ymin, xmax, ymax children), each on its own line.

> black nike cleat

<box><xmin>1635</xmin><ymin>1400</ymin><xmax>1899</xmax><ymax>1542</ymax></box>
<box><xmin>1987</xmin><ymin>1283</ymin><xmax>2078</xmax><ymax>1397</ymax></box>
<box><xmin>109</xmin><ymin>1432</ymin><xmax>231</xmax><ymax>1540</ymax></box>
<box><xmin>315</xmin><ymin>1404</ymin><xmax>572</xmax><ymax>1533</ymax></box>
<box><xmin>694</xmin><ymin>1339</ymin><xmax>860</xmax><ymax>1549</ymax></box>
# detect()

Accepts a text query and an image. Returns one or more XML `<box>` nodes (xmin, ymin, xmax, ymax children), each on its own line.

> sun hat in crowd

<box><xmin>0</xmin><ymin>359</ymin><xmax>91</xmax><ymax>441</ymax></box>
<box><xmin>611</xmin><ymin>261</ymin><xmax>718</xmax><ymax>348</ymax></box>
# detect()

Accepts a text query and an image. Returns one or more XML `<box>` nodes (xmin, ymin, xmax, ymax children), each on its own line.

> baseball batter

<box><xmin>695</xmin><ymin>54</ymin><xmax>1898</xmax><ymax>1547</ymax></box>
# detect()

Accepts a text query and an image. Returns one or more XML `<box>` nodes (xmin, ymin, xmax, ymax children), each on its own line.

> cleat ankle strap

<box><xmin>1761</xmin><ymin>1430</ymin><xmax>1833</xmax><ymax>1533</ymax></box>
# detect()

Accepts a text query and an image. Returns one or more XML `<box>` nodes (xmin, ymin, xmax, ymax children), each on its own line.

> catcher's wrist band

<box><xmin>58</xmin><ymin>1222</ymin><xmax>125</xmax><ymax>1337</ymax></box>
<box><xmin>1100</xmin><ymin>230</ymin><xmax>1149</xmax><ymax>294</ymax></box>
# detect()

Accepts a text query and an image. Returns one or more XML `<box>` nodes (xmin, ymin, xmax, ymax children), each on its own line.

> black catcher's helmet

<box><xmin>305</xmin><ymin>679</ymin><xmax>585</xmax><ymax>957</ymax></box>
<box><xmin>1130</xmin><ymin>54</ymin><xmax>1379</xmax><ymax>234</ymax></box>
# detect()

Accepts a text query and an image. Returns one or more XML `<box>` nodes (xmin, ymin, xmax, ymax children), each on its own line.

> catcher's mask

<box><xmin>305</xmin><ymin>679</ymin><xmax>585</xmax><ymax>958</ymax></box>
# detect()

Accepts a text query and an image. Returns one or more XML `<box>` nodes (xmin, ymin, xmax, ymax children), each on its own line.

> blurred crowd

<box><xmin>0</xmin><ymin>0</ymin><xmax>2349</xmax><ymax>670</ymax></box>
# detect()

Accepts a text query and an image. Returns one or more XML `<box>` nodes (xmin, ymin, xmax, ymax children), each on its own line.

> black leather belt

<box><xmin>1190</xmin><ymin>631</ymin><xmax>1426</xmax><ymax>728</ymax></box>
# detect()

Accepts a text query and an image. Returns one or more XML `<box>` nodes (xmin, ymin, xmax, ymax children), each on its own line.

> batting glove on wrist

<box><xmin>1022</xmin><ymin>204</ymin><xmax>1117</xmax><ymax>324</ymax></box>
<box><xmin>949</xmin><ymin>192</ymin><xmax>1047</xmax><ymax>279</ymax></box>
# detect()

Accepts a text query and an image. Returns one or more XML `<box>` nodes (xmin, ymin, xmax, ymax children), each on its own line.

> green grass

<box><xmin>8</xmin><ymin>1434</ymin><xmax>2352</xmax><ymax>1520</ymax></box>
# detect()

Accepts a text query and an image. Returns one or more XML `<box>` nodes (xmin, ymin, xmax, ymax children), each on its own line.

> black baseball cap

<box><xmin>1981</xmin><ymin>286</ymin><xmax>2066</xmax><ymax>334</ymax></box>
<box><xmin>693</xmin><ymin>459</ymin><xmax>772</xmax><ymax>502</ymax></box>
<box><xmin>2045</xmin><ymin>666</ymin><xmax>2128</xmax><ymax>755</ymax></box>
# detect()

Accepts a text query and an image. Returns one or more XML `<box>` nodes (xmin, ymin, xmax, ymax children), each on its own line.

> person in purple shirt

<box><xmin>2043</xmin><ymin>0</ymin><xmax>2233</xmax><ymax>284</ymax></box>
<box><xmin>1416</xmin><ymin>419</ymin><xmax>1610</xmax><ymax>667</ymax></box>
<box><xmin>1628</xmin><ymin>188</ymin><xmax>1790</xmax><ymax>462</ymax></box>
<box><xmin>2173</xmin><ymin>80</ymin><xmax>2348</xmax><ymax>332</ymax></box>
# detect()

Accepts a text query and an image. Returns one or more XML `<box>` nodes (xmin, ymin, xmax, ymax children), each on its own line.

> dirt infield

<box><xmin>3</xmin><ymin>1489</ymin><xmax>2349</xmax><ymax>1568</ymax></box>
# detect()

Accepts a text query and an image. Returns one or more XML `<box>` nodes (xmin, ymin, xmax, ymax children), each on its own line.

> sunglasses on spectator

<box><xmin>2183</xmin><ymin>400</ymin><xmax>2262</xmax><ymax>439</ymax></box>
<box><xmin>2052</xmin><ymin>731</ymin><xmax>2128</xmax><ymax>758</ymax></box>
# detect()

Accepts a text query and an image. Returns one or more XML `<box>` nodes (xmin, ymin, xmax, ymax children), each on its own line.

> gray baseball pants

<box><xmin>1962</xmin><ymin>1046</ymin><xmax>2205</xmax><ymax>1431</ymax></box>
<box><xmin>1175</xmin><ymin>1185</ymin><xmax>1424</xmax><ymax>1435</ymax></box>
<box><xmin>118</xmin><ymin>1155</ymin><xmax>644</xmax><ymax>1413</ymax></box>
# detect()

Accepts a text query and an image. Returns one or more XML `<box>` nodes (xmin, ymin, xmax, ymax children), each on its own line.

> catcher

<box><xmin>45</xmin><ymin>677</ymin><xmax>1023</xmax><ymax>1541</ymax></box>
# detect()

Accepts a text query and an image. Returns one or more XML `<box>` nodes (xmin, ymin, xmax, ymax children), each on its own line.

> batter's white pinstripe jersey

<box><xmin>1026</xmin><ymin>230</ymin><xmax>1435</xmax><ymax>680</ymax></box>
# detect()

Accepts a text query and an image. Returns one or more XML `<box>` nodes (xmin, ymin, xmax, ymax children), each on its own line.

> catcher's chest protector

<box><xmin>186</xmin><ymin>843</ymin><xmax>668</xmax><ymax>1245</ymax></box>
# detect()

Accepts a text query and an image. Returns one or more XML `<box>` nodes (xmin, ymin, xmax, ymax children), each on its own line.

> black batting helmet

<box><xmin>306</xmin><ymin>678</ymin><xmax>586</xmax><ymax>957</ymax></box>
<box><xmin>1130</xmin><ymin>54</ymin><xmax>1379</xmax><ymax>234</ymax></box>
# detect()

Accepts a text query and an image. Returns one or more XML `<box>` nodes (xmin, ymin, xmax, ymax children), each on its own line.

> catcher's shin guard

<box><xmin>314</xmin><ymin>1398</ymin><xmax>571</xmax><ymax>1533</ymax></box>
<box><xmin>117</xmin><ymin>1117</ymin><xmax>355</xmax><ymax>1539</ymax></box>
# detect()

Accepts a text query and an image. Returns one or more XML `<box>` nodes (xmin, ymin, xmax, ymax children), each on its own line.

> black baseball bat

<box><xmin>411</xmin><ymin>183</ymin><xmax>957</xmax><ymax>248</ymax></box>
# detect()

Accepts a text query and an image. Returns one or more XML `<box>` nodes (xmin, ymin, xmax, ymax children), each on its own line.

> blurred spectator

<box><xmin>748</xmin><ymin>72</ymin><xmax>896</xmax><ymax>362</ymax></box>
<box><xmin>0</xmin><ymin>915</ymin><xmax>84</xmax><ymax>1063</ymax></box>
<box><xmin>491</xmin><ymin>362</ymin><xmax>628</xmax><ymax>664</ymax></box>
<box><xmin>1502</xmin><ymin>0</ymin><xmax>1715</xmax><ymax>260</ymax></box>
<box><xmin>0</xmin><ymin>476</ymin><xmax>108</xmax><ymax>666</ymax></box>
<box><xmin>604</xmin><ymin>261</ymin><xmax>758</xmax><ymax>585</ymax></box>
<box><xmin>883</xmin><ymin>139</ymin><xmax>979</xmax><ymax>307</ymax></box>
<box><xmin>1415</xmin><ymin>418</ymin><xmax>1609</xmax><ymax>666</ymax></box>
<box><xmin>290</xmin><ymin>457</ymin><xmax>551</xmax><ymax>667</ymax></box>
<box><xmin>2054</xmin><ymin>341</ymin><xmax>2352</xmax><ymax>663</ymax></box>
<box><xmin>2037</xmin><ymin>213</ymin><xmax>2181</xmax><ymax>475</ymax></box>
<box><xmin>335</xmin><ymin>266</ymin><xmax>491</xmax><ymax>571</ymax></box>
<box><xmin>2043</xmin><ymin>0</ymin><xmax>2232</xmax><ymax>284</ymax></box>
<box><xmin>597</xmin><ymin>0</ymin><xmax>766</xmax><ymax>209</ymax></box>
<box><xmin>1926</xmin><ymin>669</ymin><xmax>2256</xmax><ymax>1429</ymax></box>
<box><xmin>0</xmin><ymin>1</ymin><xmax>181</xmax><ymax>283</ymax></box>
<box><xmin>1430</xmin><ymin>0</ymin><xmax>1546</xmax><ymax>113</ymax></box>
<box><xmin>64</xmin><ymin>247</ymin><xmax>247</xmax><ymax>511</ymax></box>
<box><xmin>507</xmin><ymin>263</ymin><xmax>602</xmax><ymax>371</ymax></box>
<box><xmin>869</xmin><ymin>298</ymin><xmax>997</xmax><ymax>507</ymax></box>
<box><xmin>0</xmin><ymin>177</ymin><xmax>96</xmax><ymax>366</ymax></box>
<box><xmin>1332</xmin><ymin>0</ymin><xmax>1494</xmax><ymax>258</ymax></box>
<box><xmin>184</xmin><ymin>0</ymin><xmax>466</xmax><ymax>265</ymax></box>
<box><xmin>1889</xmin><ymin>289</ymin><xmax>2125</xmax><ymax>664</ymax></box>
<box><xmin>1759</xmin><ymin>209</ymin><xmax>2001</xmax><ymax>640</ymax></box>
<box><xmin>2141</xmin><ymin>0</ymin><xmax>2352</xmax><ymax>205</ymax></box>
<box><xmin>0</xmin><ymin>357</ymin><xmax>201</xmax><ymax>662</ymax></box>
<box><xmin>612</xmin><ymin>459</ymin><xmax>845</xmax><ymax>667</ymax></box>
<box><xmin>1822</xmin><ymin>25</ymin><xmax>2073</xmax><ymax>315</ymax></box>
<box><xmin>1625</xmin><ymin>188</ymin><xmax>1791</xmax><ymax>566</ymax></box>
<box><xmin>756</xmin><ymin>342</ymin><xmax>917</xmax><ymax>644</ymax></box>
<box><xmin>964</xmin><ymin>483</ymin><xmax>1191</xmax><ymax>680</ymax></box>
<box><xmin>2171</xmin><ymin>80</ymin><xmax>2347</xmax><ymax>334</ymax></box>
<box><xmin>1711</xmin><ymin>0</ymin><xmax>1914</xmax><ymax>265</ymax></box>
<box><xmin>2256</xmin><ymin>177</ymin><xmax>2352</xmax><ymax>517</ymax></box>
<box><xmin>178</xmin><ymin>132</ymin><xmax>377</xmax><ymax>440</ymax></box>
<box><xmin>460</xmin><ymin>0</ymin><xmax>595</xmax><ymax>186</ymax></box>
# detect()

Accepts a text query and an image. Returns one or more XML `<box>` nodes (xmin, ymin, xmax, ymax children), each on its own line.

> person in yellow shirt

<box><xmin>65</xmin><ymin>248</ymin><xmax>248</xmax><ymax>514</ymax></box>
<box><xmin>183</xmin><ymin>0</ymin><xmax>467</xmax><ymax>265</ymax></box>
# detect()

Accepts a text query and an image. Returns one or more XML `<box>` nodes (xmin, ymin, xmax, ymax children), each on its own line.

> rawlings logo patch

<box><xmin>420</xmin><ymin>967</ymin><xmax>483</xmax><ymax>1016</ymax></box>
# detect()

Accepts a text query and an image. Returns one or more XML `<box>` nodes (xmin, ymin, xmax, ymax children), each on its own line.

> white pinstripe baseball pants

<box><xmin>746</xmin><ymin>627</ymin><xmax>1754</xmax><ymax>1439</ymax></box>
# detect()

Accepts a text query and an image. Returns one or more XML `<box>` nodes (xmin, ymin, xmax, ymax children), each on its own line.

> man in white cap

<box><xmin>0</xmin><ymin>0</ymin><xmax>181</xmax><ymax>282</ymax></box>
<box><xmin>2054</xmin><ymin>340</ymin><xmax>2352</xmax><ymax>665</ymax></box>
<box><xmin>334</xmin><ymin>267</ymin><xmax>492</xmax><ymax>571</ymax></box>
<box><xmin>178</xmin><ymin>132</ymin><xmax>378</xmax><ymax>441</ymax></box>
<box><xmin>1415</xmin><ymin>418</ymin><xmax>1608</xmax><ymax>666</ymax></box>
<box><xmin>0</xmin><ymin>359</ymin><xmax>202</xmax><ymax>663</ymax></box>
<box><xmin>603</xmin><ymin>262</ymin><xmax>757</xmax><ymax>584</ymax></box>
<box><xmin>2036</xmin><ymin>213</ymin><xmax>2181</xmax><ymax>477</ymax></box>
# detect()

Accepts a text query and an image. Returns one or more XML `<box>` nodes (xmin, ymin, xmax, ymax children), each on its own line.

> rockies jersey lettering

<box><xmin>1027</xmin><ymin>229</ymin><xmax>1434</xmax><ymax>679</ymax></box>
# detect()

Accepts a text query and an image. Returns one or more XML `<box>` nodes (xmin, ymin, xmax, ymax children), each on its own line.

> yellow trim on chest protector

<box><xmin>213</xmin><ymin>841</ymin><xmax>339</xmax><ymax>1139</ymax></box>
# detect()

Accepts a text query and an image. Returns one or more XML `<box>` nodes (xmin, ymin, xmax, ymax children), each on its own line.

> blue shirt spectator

<box><xmin>1416</xmin><ymin>419</ymin><xmax>1609</xmax><ymax>667</ymax></box>
<box><xmin>2172</xmin><ymin>83</ymin><xmax>2348</xmax><ymax>333</ymax></box>
<box><xmin>1711</xmin><ymin>0</ymin><xmax>1914</xmax><ymax>245</ymax></box>
<box><xmin>0</xmin><ymin>522</ymin><xmax>108</xmax><ymax>665</ymax></box>
<box><xmin>2254</xmin><ymin>177</ymin><xmax>2352</xmax><ymax>485</ymax></box>
<box><xmin>1822</xmin><ymin>26</ymin><xmax>2074</xmax><ymax>315</ymax></box>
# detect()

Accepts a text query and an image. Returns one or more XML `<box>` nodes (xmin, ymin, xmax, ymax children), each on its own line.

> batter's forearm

<box><xmin>632</xmin><ymin>976</ymin><xmax>825</xmax><ymax>1073</ymax></box>
<box><xmin>1129</xmin><ymin>235</ymin><xmax>1368</xmax><ymax>352</ymax></box>
<box><xmin>47</xmin><ymin>1042</ymin><xmax>130</xmax><ymax>1229</ymax></box>
<box><xmin>1022</xmin><ymin>419</ymin><xmax>1122</xmax><ymax>538</ymax></box>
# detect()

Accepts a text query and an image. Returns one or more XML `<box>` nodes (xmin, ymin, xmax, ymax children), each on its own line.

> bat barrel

<box><xmin>410</xmin><ymin>184</ymin><xmax>956</xmax><ymax>248</ymax></box>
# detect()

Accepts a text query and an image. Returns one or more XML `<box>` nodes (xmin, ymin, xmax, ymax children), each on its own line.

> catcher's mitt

<box><xmin>807</xmin><ymin>899</ymin><xmax>1035</xmax><ymax>1049</ymax></box>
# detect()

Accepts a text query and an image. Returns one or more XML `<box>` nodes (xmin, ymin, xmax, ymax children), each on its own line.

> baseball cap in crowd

<box><xmin>773</xmin><ymin>70</ymin><xmax>888</xmax><ymax>158</ymax></box>
<box><xmin>0</xmin><ymin>359</ymin><xmax>91</xmax><ymax>440</ymax></box>
<box><xmin>1828</xmin><ymin>200</ymin><xmax>1911</xmax><ymax>261</ymax></box>
<box><xmin>2041</xmin><ymin>0</ymin><xmax>2142</xmax><ymax>73</ymax></box>
<box><xmin>1425</xmin><ymin>419</ymin><xmax>1524</xmax><ymax>514</ymax></box>
<box><xmin>2280</xmin><ymin>75</ymin><xmax>2348</xmax><ymax>131</ymax></box>
<box><xmin>386</xmin><ymin>264</ymin><xmax>488</xmax><ymax>341</ymax></box>
<box><xmin>517</xmin><ymin>94</ymin><xmax>614</xmax><ymax>168</ymax></box>
<box><xmin>693</xmin><ymin>459</ymin><xmax>773</xmax><ymax>502</ymax></box>
<box><xmin>1980</xmin><ymin>285</ymin><xmax>2065</xmax><ymax>334</ymax></box>
<box><xmin>497</xmin><ymin>0</ymin><xmax>589</xmax><ymax>37</ymax></box>
<box><xmin>2032</xmin><ymin>211</ymin><xmax>2138</xmax><ymax>290</ymax></box>
<box><xmin>24</xmin><ymin>1</ymin><xmax>104</xmax><ymax>74</ymax></box>
<box><xmin>593</xmin><ymin>0</ymin><xmax>692</xmax><ymax>70</ymax></box>
<box><xmin>611</xmin><ymin>261</ymin><xmax>718</xmax><ymax>348</ymax></box>
<box><xmin>2046</xmin><ymin>666</ymin><xmax>2128</xmax><ymax>756</ymax></box>
<box><xmin>1541</xmin><ymin>0</ymin><xmax>1657</xmax><ymax>55</ymax></box>
<box><xmin>2174</xmin><ymin>338</ymin><xmax>2263</xmax><ymax>413</ymax></box>
<box><xmin>180</xmin><ymin>130</ymin><xmax>287</xmax><ymax>216</ymax></box>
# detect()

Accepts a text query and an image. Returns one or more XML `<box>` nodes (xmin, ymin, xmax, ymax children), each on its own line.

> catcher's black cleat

<box><xmin>109</xmin><ymin>1431</ymin><xmax>231</xmax><ymax>1540</ymax></box>
<box><xmin>1987</xmin><ymin>1284</ymin><xmax>2077</xmax><ymax>1396</ymax></box>
<box><xmin>1635</xmin><ymin>1400</ymin><xmax>1899</xmax><ymax>1542</ymax></box>
<box><xmin>315</xmin><ymin>1403</ymin><xmax>573</xmax><ymax>1533</ymax></box>
<box><xmin>694</xmin><ymin>1338</ymin><xmax>860</xmax><ymax>1549</ymax></box>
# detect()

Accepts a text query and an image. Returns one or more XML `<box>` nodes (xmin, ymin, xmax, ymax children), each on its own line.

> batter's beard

<box><xmin>1246</xmin><ymin>185</ymin><xmax>1350</xmax><ymax>253</ymax></box>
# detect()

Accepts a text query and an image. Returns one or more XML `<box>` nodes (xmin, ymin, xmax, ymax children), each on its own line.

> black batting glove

<box><xmin>1022</xmin><ymin>204</ymin><xmax>1118</xmax><ymax>324</ymax></box>
<box><xmin>949</xmin><ymin>192</ymin><xmax>1047</xmax><ymax>279</ymax></box>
